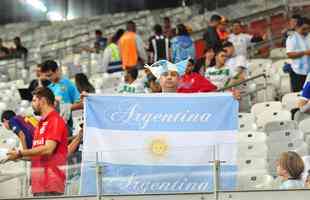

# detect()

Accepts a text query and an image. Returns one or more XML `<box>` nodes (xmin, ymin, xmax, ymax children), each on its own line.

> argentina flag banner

<box><xmin>80</xmin><ymin>93</ymin><xmax>238</xmax><ymax>195</ymax></box>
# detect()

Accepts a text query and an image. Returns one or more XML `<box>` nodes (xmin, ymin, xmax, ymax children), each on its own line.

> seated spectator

<box><xmin>203</xmin><ymin>14</ymin><xmax>222</xmax><ymax>52</ymax></box>
<box><xmin>171</xmin><ymin>24</ymin><xmax>195</xmax><ymax>63</ymax></box>
<box><xmin>143</xmin><ymin>68</ymin><xmax>162</xmax><ymax>93</ymax></box>
<box><xmin>101</xmin><ymin>29</ymin><xmax>124</xmax><ymax>73</ymax></box>
<box><xmin>1</xmin><ymin>110</ymin><xmax>38</xmax><ymax>150</ymax></box>
<box><xmin>148</xmin><ymin>24</ymin><xmax>171</xmax><ymax>63</ymax></box>
<box><xmin>205</xmin><ymin>48</ymin><xmax>233</xmax><ymax>89</ymax></box>
<box><xmin>74</xmin><ymin>73</ymin><xmax>95</xmax><ymax>94</ymax></box>
<box><xmin>11</xmin><ymin>37</ymin><xmax>28</xmax><ymax>59</ymax></box>
<box><xmin>195</xmin><ymin>47</ymin><xmax>216</xmax><ymax>75</ymax></box>
<box><xmin>145</xmin><ymin>62</ymin><xmax>180</xmax><ymax>93</ymax></box>
<box><xmin>28</xmin><ymin>64</ymin><xmax>51</xmax><ymax>94</ymax></box>
<box><xmin>277</xmin><ymin>151</ymin><xmax>305</xmax><ymax>189</ymax></box>
<box><xmin>177</xmin><ymin>59</ymin><xmax>217</xmax><ymax>93</ymax></box>
<box><xmin>0</xmin><ymin>38</ymin><xmax>10</xmax><ymax>59</ymax></box>
<box><xmin>118</xmin><ymin>68</ymin><xmax>144</xmax><ymax>93</ymax></box>
<box><xmin>146</xmin><ymin>60</ymin><xmax>240</xmax><ymax>98</ymax></box>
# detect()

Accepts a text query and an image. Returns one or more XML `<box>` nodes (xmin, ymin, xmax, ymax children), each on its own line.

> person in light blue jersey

<box><xmin>277</xmin><ymin>151</ymin><xmax>305</xmax><ymax>190</ymax></box>
<box><xmin>171</xmin><ymin>24</ymin><xmax>195</xmax><ymax>63</ymax></box>
<box><xmin>40</xmin><ymin>60</ymin><xmax>82</xmax><ymax>135</ymax></box>
<box><xmin>286</xmin><ymin>17</ymin><xmax>310</xmax><ymax>92</ymax></box>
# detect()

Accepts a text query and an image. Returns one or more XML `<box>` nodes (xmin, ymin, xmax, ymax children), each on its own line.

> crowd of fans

<box><xmin>1</xmin><ymin>13</ymin><xmax>310</xmax><ymax>197</ymax></box>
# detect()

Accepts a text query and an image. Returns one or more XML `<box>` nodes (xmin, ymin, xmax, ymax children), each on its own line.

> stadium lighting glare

<box><xmin>25</xmin><ymin>0</ymin><xmax>47</xmax><ymax>12</ymax></box>
<box><xmin>47</xmin><ymin>11</ymin><xmax>65</xmax><ymax>21</ymax></box>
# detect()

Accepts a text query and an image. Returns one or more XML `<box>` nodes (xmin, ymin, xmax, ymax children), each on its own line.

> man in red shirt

<box><xmin>177</xmin><ymin>59</ymin><xmax>217</xmax><ymax>93</ymax></box>
<box><xmin>7</xmin><ymin>87</ymin><xmax>68</xmax><ymax>197</ymax></box>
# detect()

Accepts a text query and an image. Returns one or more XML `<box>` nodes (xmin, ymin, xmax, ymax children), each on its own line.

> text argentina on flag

<box><xmin>81</xmin><ymin>93</ymin><xmax>238</xmax><ymax>195</ymax></box>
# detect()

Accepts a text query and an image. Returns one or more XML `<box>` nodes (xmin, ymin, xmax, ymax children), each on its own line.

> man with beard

<box><xmin>6</xmin><ymin>87</ymin><xmax>68</xmax><ymax>197</ymax></box>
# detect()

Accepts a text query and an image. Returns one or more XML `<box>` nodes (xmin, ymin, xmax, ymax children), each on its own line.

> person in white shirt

<box><xmin>205</xmin><ymin>49</ymin><xmax>233</xmax><ymax>89</ymax></box>
<box><xmin>228</xmin><ymin>21</ymin><xmax>265</xmax><ymax>58</ymax></box>
<box><xmin>223</xmin><ymin>41</ymin><xmax>248</xmax><ymax>77</ymax></box>
<box><xmin>286</xmin><ymin>17</ymin><xmax>310</xmax><ymax>92</ymax></box>
<box><xmin>118</xmin><ymin>68</ymin><xmax>144</xmax><ymax>93</ymax></box>
<box><xmin>223</xmin><ymin>41</ymin><xmax>251</xmax><ymax>112</ymax></box>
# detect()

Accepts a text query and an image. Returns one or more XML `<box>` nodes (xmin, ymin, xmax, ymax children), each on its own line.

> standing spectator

<box><xmin>163</xmin><ymin>17</ymin><xmax>174</xmax><ymax>39</ymax></box>
<box><xmin>148</xmin><ymin>24</ymin><xmax>170</xmax><ymax>63</ymax></box>
<box><xmin>74</xmin><ymin>73</ymin><xmax>95</xmax><ymax>94</ymax></box>
<box><xmin>28</xmin><ymin>64</ymin><xmax>51</xmax><ymax>94</ymax></box>
<box><xmin>11</xmin><ymin>36</ymin><xmax>28</xmax><ymax>59</ymax></box>
<box><xmin>203</xmin><ymin>14</ymin><xmax>222</xmax><ymax>52</ymax></box>
<box><xmin>217</xmin><ymin>16</ymin><xmax>230</xmax><ymax>42</ymax></box>
<box><xmin>118</xmin><ymin>68</ymin><xmax>144</xmax><ymax>93</ymax></box>
<box><xmin>286</xmin><ymin>17</ymin><xmax>310</xmax><ymax>92</ymax></box>
<box><xmin>94</xmin><ymin>30</ymin><xmax>108</xmax><ymax>51</ymax></box>
<box><xmin>177</xmin><ymin>59</ymin><xmax>217</xmax><ymax>93</ymax></box>
<box><xmin>228</xmin><ymin>21</ymin><xmax>265</xmax><ymax>58</ymax></box>
<box><xmin>6</xmin><ymin>87</ymin><xmax>68</xmax><ymax>196</ymax></box>
<box><xmin>171</xmin><ymin>24</ymin><xmax>195</xmax><ymax>63</ymax></box>
<box><xmin>277</xmin><ymin>151</ymin><xmax>305</xmax><ymax>189</ymax></box>
<box><xmin>1</xmin><ymin>110</ymin><xmax>37</xmax><ymax>150</ymax></box>
<box><xmin>119</xmin><ymin>21</ymin><xmax>147</xmax><ymax>71</ymax></box>
<box><xmin>101</xmin><ymin>29</ymin><xmax>124</xmax><ymax>73</ymax></box>
<box><xmin>0</xmin><ymin>38</ymin><xmax>10</xmax><ymax>59</ymax></box>
<box><xmin>282</xmin><ymin>14</ymin><xmax>301</xmax><ymax>47</ymax></box>
<box><xmin>40</xmin><ymin>60</ymin><xmax>81</xmax><ymax>134</ymax></box>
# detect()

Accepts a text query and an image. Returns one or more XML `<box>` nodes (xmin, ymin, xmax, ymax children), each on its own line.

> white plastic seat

<box><xmin>238</xmin><ymin>113</ymin><xmax>257</xmax><ymax>131</ymax></box>
<box><xmin>282</xmin><ymin>92</ymin><xmax>301</xmax><ymax>111</ymax></box>
<box><xmin>237</xmin><ymin>158</ymin><xmax>267</xmax><ymax>171</ymax></box>
<box><xmin>266</xmin><ymin>129</ymin><xmax>304</xmax><ymax>144</ymax></box>
<box><xmin>236</xmin><ymin>170</ymin><xmax>272</xmax><ymax>190</ymax></box>
<box><xmin>270</xmin><ymin>48</ymin><xmax>287</xmax><ymax>59</ymax></box>
<box><xmin>256</xmin><ymin>110</ymin><xmax>291</xmax><ymax>130</ymax></box>
<box><xmin>299</xmin><ymin>118</ymin><xmax>310</xmax><ymax>135</ymax></box>
<box><xmin>251</xmin><ymin>101</ymin><xmax>283</xmax><ymax>117</ymax></box>
<box><xmin>237</xmin><ymin>131</ymin><xmax>266</xmax><ymax>143</ymax></box>
<box><xmin>237</xmin><ymin>142</ymin><xmax>268</xmax><ymax>157</ymax></box>
<box><xmin>264</xmin><ymin>121</ymin><xmax>298</xmax><ymax>132</ymax></box>
<box><xmin>248</xmin><ymin>59</ymin><xmax>272</xmax><ymax>75</ymax></box>
<box><xmin>267</xmin><ymin>139</ymin><xmax>308</xmax><ymax>157</ymax></box>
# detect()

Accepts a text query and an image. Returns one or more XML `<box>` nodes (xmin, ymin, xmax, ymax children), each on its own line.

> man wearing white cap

<box><xmin>145</xmin><ymin>60</ymin><xmax>183</xmax><ymax>93</ymax></box>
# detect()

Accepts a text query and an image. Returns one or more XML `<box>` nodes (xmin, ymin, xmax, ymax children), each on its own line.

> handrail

<box><xmin>216</xmin><ymin>73</ymin><xmax>267</xmax><ymax>92</ymax></box>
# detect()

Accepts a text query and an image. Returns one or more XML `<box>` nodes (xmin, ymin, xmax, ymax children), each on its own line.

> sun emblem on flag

<box><xmin>150</xmin><ymin>137</ymin><xmax>168</xmax><ymax>157</ymax></box>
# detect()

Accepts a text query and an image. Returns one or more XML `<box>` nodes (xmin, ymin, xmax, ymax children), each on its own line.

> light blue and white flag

<box><xmin>81</xmin><ymin>93</ymin><xmax>238</xmax><ymax>195</ymax></box>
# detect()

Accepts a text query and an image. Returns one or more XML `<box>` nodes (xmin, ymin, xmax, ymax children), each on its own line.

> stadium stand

<box><xmin>1</xmin><ymin>0</ymin><xmax>310</xmax><ymax>199</ymax></box>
